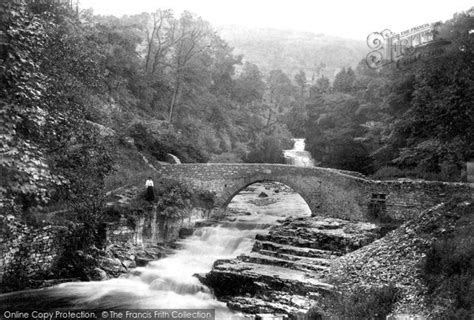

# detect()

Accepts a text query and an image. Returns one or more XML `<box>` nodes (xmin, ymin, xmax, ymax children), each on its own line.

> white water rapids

<box><xmin>0</xmin><ymin>183</ymin><xmax>311</xmax><ymax>319</ymax></box>
<box><xmin>283</xmin><ymin>138</ymin><xmax>315</xmax><ymax>167</ymax></box>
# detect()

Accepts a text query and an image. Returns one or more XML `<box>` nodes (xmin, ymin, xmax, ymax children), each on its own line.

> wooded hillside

<box><xmin>1</xmin><ymin>0</ymin><xmax>473</xmax><ymax>214</ymax></box>
<box><xmin>218</xmin><ymin>25</ymin><xmax>368</xmax><ymax>80</ymax></box>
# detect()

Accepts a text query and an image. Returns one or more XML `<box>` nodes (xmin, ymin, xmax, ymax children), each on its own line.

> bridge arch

<box><xmin>219</xmin><ymin>176</ymin><xmax>314</xmax><ymax>213</ymax></box>
<box><xmin>212</xmin><ymin>171</ymin><xmax>365</xmax><ymax>219</ymax></box>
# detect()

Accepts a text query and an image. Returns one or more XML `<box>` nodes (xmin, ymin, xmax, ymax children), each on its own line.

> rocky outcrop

<box><xmin>198</xmin><ymin>216</ymin><xmax>382</xmax><ymax>319</ymax></box>
<box><xmin>89</xmin><ymin>242</ymin><xmax>175</xmax><ymax>280</ymax></box>
<box><xmin>314</xmin><ymin>200</ymin><xmax>474</xmax><ymax>318</ymax></box>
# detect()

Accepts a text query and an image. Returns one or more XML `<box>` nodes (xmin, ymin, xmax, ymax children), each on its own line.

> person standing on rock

<box><xmin>145</xmin><ymin>177</ymin><xmax>155</xmax><ymax>201</ymax></box>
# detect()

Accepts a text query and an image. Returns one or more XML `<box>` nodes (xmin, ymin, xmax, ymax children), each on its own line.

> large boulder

<box><xmin>86</xmin><ymin>268</ymin><xmax>109</xmax><ymax>281</ymax></box>
<box><xmin>98</xmin><ymin>257</ymin><xmax>125</xmax><ymax>276</ymax></box>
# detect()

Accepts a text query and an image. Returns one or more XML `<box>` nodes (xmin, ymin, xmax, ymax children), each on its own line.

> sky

<box><xmin>79</xmin><ymin>0</ymin><xmax>473</xmax><ymax>40</ymax></box>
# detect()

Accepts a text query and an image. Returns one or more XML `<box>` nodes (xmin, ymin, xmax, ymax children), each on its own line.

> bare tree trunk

<box><xmin>151</xmin><ymin>49</ymin><xmax>161</xmax><ymax>75</ymax></box>
<box><xmin>265</xmin><ymin>108</ymin><xmax>273</xmax><ymax>127</ymax></box>
<box><xmin>168</xmin><ymin>77</ymin><xmax>181</xmax><ymax>123</ymax></box>
<box><xmin>166</xmin><ymin>15</ymin><xmax>208</xmax><ymax>123</ymax></box>
<box><xmin>145</xmin><ymin>13</ymin><xmax>162</xmax><ymax>73</ymax></box>
<box><xmin>144</xmin><ymin>33</ymin><xmax>154</xmax><ymax>73</ymax></box>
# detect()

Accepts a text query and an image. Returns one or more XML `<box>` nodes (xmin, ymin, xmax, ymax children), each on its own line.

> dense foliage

<box><xmin>422</xmin><ymin>204</ymin><xmax>474</xmax><ymax>319</ymax></box>
<box><xmin>308</xmin><ymin>284</ymin><xmax>400</xmax><ymax>320</ymax></box>
<box><xmin>0</xmin><ymin>0</ymin><xmax>114</xmax><ymax>213</ymax></box>
<box><xmin>133</xmin><ymin>178</ymin><xmax>215</xmax><ymax>219</ymax></box>
<box><xmin>128</xmin><ymin>123</ymin><xmax>208</xmax><ymax>163</ymax></box>
<box><xmin>289</xmin><ymin>10</ymin><xmax>474</xmax><ymax>180</ymax></box>
<box><xmin>1</xmin><ymin>1</ymin><xmax>473</xmax><ymax>218</ymax></box>
<box><xmin>85</xmin><ymin>10</ymin><xmax>297</xmax><ymax>165</ymax></box>
<box><xmin>154</xmin><ymin>178</ymin><xmax>192</xmax><ymax>218</ymax></box>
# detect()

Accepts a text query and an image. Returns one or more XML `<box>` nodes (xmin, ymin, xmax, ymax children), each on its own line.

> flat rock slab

<box><xmin>253</xmin><ymin>241</ymin><xmax>341</xmax><ymax>259</ymax></box>
<box><xmin>237</xmin><ymin>252</ymin><xmax>330</xmax><ymax>273</ymax></box>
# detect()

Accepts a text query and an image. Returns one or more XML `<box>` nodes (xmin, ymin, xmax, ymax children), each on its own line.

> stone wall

<box><xmin>373</xmin><ymin>180</ymin><xmax>473</xmax><ymax>221</ymax></box>
<box><xmin>0</xmin><ymin>214</ymin><xmax>67</xmax><ymax>289</ymax></box>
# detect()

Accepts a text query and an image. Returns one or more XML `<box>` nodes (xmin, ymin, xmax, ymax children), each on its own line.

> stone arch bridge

<box><xmin>154</xmin><ymin>163</ymin><xmax>473</xmax><ymax>222</ymax></box>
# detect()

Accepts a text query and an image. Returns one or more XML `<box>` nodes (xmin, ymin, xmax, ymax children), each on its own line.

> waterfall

<box><xmin>283</xmin><ymin>138</ymin><xmax>315</xmax><ymax>167</ymax></box>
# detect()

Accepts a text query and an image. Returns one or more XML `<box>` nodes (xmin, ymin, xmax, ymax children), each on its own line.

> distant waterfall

<box><xmin>283</xmin><ymin>138</ymin><xmax>315</xmax><ymax>167</ymax></box>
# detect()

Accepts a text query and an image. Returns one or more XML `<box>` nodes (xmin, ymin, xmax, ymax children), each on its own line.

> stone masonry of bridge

<box><xmin>154</xmin><ymin>164</ymin><xmax>473</xmax><ymax>222</ymax></box>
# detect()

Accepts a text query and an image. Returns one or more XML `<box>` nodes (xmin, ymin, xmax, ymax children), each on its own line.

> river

<box><xmin>0</xmin><ymin>183</ymin><xmax>311</xmax><ymax>319</ymax></box>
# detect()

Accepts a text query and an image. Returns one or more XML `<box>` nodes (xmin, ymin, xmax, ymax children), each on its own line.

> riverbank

<box><xmin>1</xmin><ymin>182</ymin><xmax>471</xmax><ymax>319</ymax></box>
<box><xmin>0</xmin><ymin>180</ymin><xmax>210</xmax><ymax>292</ymax></box>
<box><xmin>1</xmin><ymin>183</ymin><xmax>298</xmax><ymax>319</ymax></box>
<box><xmin>0</xmin><ymin>208</ymin><xmax>181</xmax><ymax>292</ymax></box>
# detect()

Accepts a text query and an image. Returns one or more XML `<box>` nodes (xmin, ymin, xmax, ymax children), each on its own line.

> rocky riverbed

<box><xmin>2</xmin><ymin>181</ymin><xmax>469</xmax><ymax>319</ymax></box>
<box><xmin>198</xmin><ymin>213</ymin><xmax>384</xmax><ymax>318</ymax></box>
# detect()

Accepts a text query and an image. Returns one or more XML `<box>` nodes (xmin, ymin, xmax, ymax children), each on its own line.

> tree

<box><xmin>333</xmin><ymin>67</ymin><xmax>356</xmax><ymax>93</ymax></box>
<box><xmin>245</xmin><ymin>130</ymin><xmax>291</xmax><ymax>164</ymax></box>
<box><xmin>208</xmin><ymin>34</ymin><xmax>241</xmax><ymax>98</ymax></box>
<box><xmin>304</xmin><ymin>92</ymin><xmax>372</xmax><ymax>172</ymax></box>
<box><xmin>264</xmin><ymin>69</ymin><xmax>295</xmax><ymax>128</ymax></box>
<box><xmin>167</xmin><ymin>11</ymin><xmax>213</xmax><ymax>123</ymax></box>
<box><xmin>93</xmin><ymin>15</ymin><xmax>142</xmax><ymax>102</ymax></box>
<box><xmin>143</xmin><ymin>9</ymin><xmax>176</xmax><ymax>75</ymax></box>
<box><xmin>309</xmin><ymin>76</ymin><xmax>330</xmax><ymax>99</ymax></box>
<box><xmin>286</xmin><ymin>70</ymin><xmax>308</xmax><ymax>138</ymax></box>
<box><xmin>232</xmin><ymin>62</ymin><xmax>265</xmax><ymax>104</ymax></box>
<box><xmin>294</xmin><ymin>70</ymin><xmax>307</xmax><ymax>106</ymax></box>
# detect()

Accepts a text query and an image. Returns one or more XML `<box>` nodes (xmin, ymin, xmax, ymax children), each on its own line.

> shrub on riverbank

<box><xmin>372</xmin><ymin>165</ymin><xmax>465</xmax><ymax>182</ymax></box>
<box><xmin>421</xmin><ymin>206</ymin><xmax>474</xmax><ymax>319</ymax></box>
<box><xmin>307</xmin><ymin>284</ymin><xmax>400</xmax><ymax>320</ymax></box>
<box><xmin>129</xmin><ymin>123</ymin><xmax>208</xmax><ymax>163</ymax></box>
<box><xmin>131</xmin><ymin>178</ymin><xmax>216</xmax><ymax>218</ymax></box>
